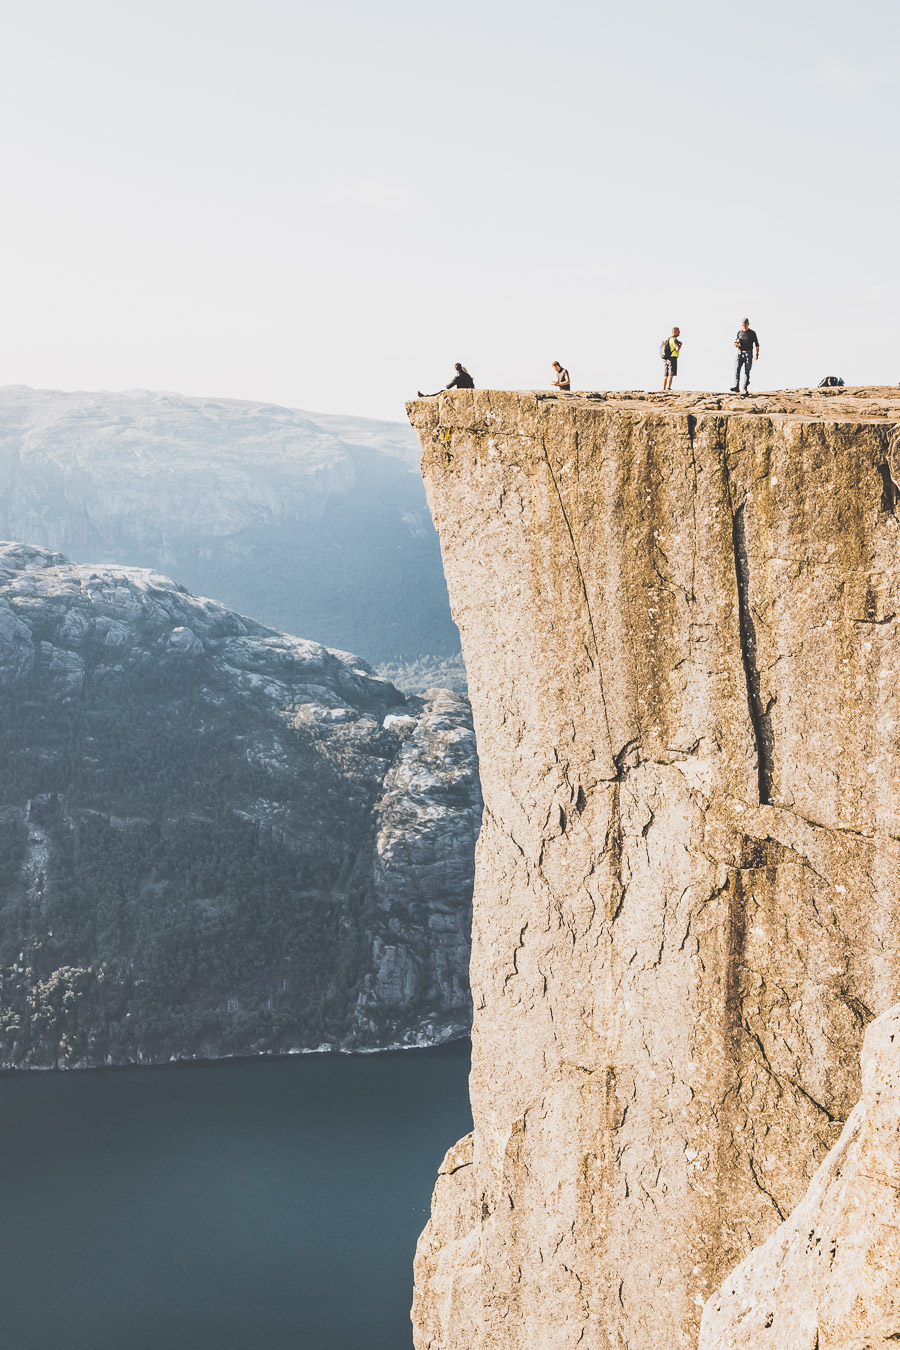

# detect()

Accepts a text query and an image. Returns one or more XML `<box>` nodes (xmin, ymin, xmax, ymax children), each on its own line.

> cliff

<box><xmin>407</xmin><ymin>387</ymin><xmax>900</xmax><ymax>1350</ymax></box>
<box><xmin>0</xmin><ymin>543</ymin><xmax>480</xmax><ymax>1067</ymax></box>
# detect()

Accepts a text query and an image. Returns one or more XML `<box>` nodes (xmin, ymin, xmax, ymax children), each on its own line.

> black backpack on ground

<box><xmin>818</xmin><ymin>375</ymin><xmax>845</xmax><ymax>387</ymax></box>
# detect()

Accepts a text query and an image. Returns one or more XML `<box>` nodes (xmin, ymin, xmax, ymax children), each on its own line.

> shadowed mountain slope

<box><xmin>0</xmin><ymin>542</ymin><xmax>481</xmax><ymax>1068</ymax></box>
<box><xmin>0</xmin><ymin>385</ymin><xmax>459</xmax><ymax>665</ymax></box>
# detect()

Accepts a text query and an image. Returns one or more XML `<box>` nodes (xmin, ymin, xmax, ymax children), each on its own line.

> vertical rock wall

<box><xmin>700</xmin><ymin>1003</ymin><xmax>900</xmax><ymax>1350</ymax></box>
<box><xmin>408</xmin><ymin>389</ymin><xmax>900</xmax><ymax>1350</ymax></box>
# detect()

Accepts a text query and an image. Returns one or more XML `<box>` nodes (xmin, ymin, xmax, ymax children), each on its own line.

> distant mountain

<box><xmin>0</xmin><ymin>386</ymin><xmax>459</xmax><ymax>666</ymax></box>
<box><xmin>0</xmin><ymin>543</ymin><xmax>480</xmax><ymax>1068</ymax></box>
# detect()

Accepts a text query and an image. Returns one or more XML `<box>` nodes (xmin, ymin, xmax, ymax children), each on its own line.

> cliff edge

<box><xmin>407</xmin><ymin>388</ymin><xmax>900</xmax><ymax>1349</ymax></box>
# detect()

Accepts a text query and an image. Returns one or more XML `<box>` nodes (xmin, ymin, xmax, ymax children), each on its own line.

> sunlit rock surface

<box><xmin>0</xmin><ymin>542</ymin><xmax>481</xmax><ymax>1067</ymax></box>
<box><xmin>407</xmin><ymin>387</ymin><xmax>900</xmax><ymax>1350</ymax></box>
<box><xmin>701</xmin><ymin>1003</ymin><xmax>900</xmax><ymax>1350</ymax></box>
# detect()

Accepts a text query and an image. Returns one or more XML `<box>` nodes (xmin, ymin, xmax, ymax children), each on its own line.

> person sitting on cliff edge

<box><xmin>661</xmin><ymin>328</ymin><xmax>682</xmax><ymax>391</ymax></box>
<box><xmin>731</xmin><ymin>319</ymin><xmax>760</xmax><ymax>394</ymax></box>
<box><xmin>551</xmin><ymin>360</ymin><xmax>571</xmax><ymax>392</ymax></box>
<box><xmin>417</xmin><ymin>363</ymin><xmax>475</xmax><ymax>397</ymax></box>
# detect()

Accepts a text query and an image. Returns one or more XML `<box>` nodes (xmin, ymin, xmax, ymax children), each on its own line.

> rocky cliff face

<box><xmin>0</xmin><ymin>385</ymin><xmax>459</xmax><ymax>665</ymax></box>
<box><xmin>0</xmin><ymin>542</ymin><xmax>480</xmax><ymax>1067</ymax></box>
<box><xmin>408</xmin><ymin>387</ymin><xmax>900</xmax><ymax>1350</ymax></box>
<box><xmin>700</xmin><ymin>1002</ymin><xmax>900</xmax><ymax>1350</ymax></box>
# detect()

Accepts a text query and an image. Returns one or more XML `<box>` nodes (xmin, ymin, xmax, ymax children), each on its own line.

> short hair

<box><xmin>742</xmin><ymin>317</ymin><xmax>750</xmax><ymax>323</ymax></box>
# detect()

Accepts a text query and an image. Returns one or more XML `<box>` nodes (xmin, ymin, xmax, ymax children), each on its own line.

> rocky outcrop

<box><xmin>0</xmin><ymin>542</ymin><xmax>480</xmax><ymax>1067</ymax></box>
<box><xmin>0</xmin><ymin>385</ymin><xmax>459</xmax><ymax>664</ymax></box>
<box><xmin>407</xmin><ymin>387</ymin><xmax>900</xmax><ymax>1350</ymax></box>
<box><xmin>700</xmin><ymin>1003</ymin><xmax>900</xmax><ymax>1350</ymax></box>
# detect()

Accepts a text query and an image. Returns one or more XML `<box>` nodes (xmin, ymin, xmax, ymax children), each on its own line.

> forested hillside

<box><xmin>0</xmin><ymin>543</ymin><xmax>480</xmax><ymax>1068</ymax></box>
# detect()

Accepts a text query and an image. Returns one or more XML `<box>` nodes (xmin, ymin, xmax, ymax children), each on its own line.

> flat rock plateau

<box><xmin>407</xmin><ymin>387</ymin><xmax>900</xmax><ymax>1350</ymax></box>
<box><xmin>0</xmin><ymin>543</ymin><xmax>481</xmax><ymax>1067</ymax></box>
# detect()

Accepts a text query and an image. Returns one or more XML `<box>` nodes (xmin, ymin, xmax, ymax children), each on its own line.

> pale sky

<box><xmin>0</xmin><ymin>0</ymin><xmax>897</xmax><ymax>421</ymax></box>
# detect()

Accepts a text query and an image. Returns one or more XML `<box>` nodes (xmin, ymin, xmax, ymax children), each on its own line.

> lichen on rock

<box><xmin>407</xmin><ymin>387</ymin><xmax>900</xmax><ymax>1350</ymax></box>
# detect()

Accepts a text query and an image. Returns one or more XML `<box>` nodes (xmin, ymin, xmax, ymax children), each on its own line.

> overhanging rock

<box><xmin>407</xmin><ymin>387</ymin><xmax>900</xmax><ymax>1350</ymax></box>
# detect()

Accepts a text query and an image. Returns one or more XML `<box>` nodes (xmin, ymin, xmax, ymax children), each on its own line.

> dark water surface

<box><xmin>0</xmin><ymin>1042</ymin><xmax>472</xmax><ymax>1350</ymax></box>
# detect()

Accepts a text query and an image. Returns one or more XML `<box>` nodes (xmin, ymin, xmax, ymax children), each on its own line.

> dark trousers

<box><xmin>735</xmin><ymin>350</ymin><xmax>753</xmax><ymax>390</ymax></box>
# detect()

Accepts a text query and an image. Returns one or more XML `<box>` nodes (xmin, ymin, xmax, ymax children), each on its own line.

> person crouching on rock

<box><xmin>662</xmin><ymin>327</ymin><xmax>682</xmax><ymax>391</ymax></box>
<box><xmin>418</xmin><ymin>363</ymin><xmax>475</xmax><ymax>397</ymax></box>
<box><xmin>551</xmin><ymin>361</ymin><xmax>571</xmax><ymax>392</ymax></box>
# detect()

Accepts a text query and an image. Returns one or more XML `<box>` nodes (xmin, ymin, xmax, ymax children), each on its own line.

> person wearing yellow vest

<box><xmin>662</xmin><ymin>327</ymin><xmax>682</xmax><ymax>390</ymax></box>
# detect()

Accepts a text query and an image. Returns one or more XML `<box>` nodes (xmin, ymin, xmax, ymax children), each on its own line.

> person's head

<box><xmin>672</xmin><ymin>327</ymin><xmax>680</xmax><ymax>336</ymax></box>
<box><xmin>454</xmin><ymin>362</ymin><xmax>463</xmax><ymax>372</ymax></box>
<box><xmin>552</xmin><ymin>361</ymin><xmax>561</xmax><ymax>371</ymax></box>
<box><xmin>741</xmin><ymin>318</ymin><xmax>750</xmax><ymax>329</ymax></box>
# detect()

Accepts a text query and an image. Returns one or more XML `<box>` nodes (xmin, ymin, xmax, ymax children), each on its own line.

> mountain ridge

<box><xmin>0</xmin><ymin>385</ymin><xmax>458</xmax><ymax>664</ymax></box>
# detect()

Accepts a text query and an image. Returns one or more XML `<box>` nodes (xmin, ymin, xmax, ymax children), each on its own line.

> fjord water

<box><xmin>0</xmin><ymin>1043</ymin><xmax>472</xmax><ymax>1350</ymax></box>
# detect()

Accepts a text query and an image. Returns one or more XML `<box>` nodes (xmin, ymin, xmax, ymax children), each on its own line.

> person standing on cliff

<box><xmin>661</xmin><ymin>328</ymin><xmax>682</xmax><ymax>391</ymax></box>
<box><xmin>551</xmin><ymin>361</ymin><xmax>571</xmax><ymax>392</ymax></box>
<box><xmin>731</xmin><ymin>319</ymin><xmax>760</xmax><ymax>394</ymax></box>
<box><xmin>417</xmin><ymin>363</ymin><xmax>475</xmax><ymax>397</ymax></box>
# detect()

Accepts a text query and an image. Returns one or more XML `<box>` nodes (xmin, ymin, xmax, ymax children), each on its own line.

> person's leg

<box><xmin>732</xmin><ymin>353</ymin><xmax>742</xmax><ymax>391</ymax></box>
<box><xmin>742</xmin><ymin>353</ymin><xmax>752</xmax><ymax>392</ymax></box>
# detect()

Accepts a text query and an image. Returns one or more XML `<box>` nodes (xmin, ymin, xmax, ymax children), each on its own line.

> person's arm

<box><xmin>755</xmin><ymin>335</ymin><xmax>760</xmax><ymax>357</ymax></box>
<box><xmin>445</xmin><ymin>376</ymin><xmax>460</xmax><ymax>389</ymax></box>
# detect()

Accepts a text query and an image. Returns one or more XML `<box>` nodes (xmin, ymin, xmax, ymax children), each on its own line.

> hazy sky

<box><xmin>0</xmin><ymin>0</ymin><xmax>897</xmax><ymax>421</ymax></box>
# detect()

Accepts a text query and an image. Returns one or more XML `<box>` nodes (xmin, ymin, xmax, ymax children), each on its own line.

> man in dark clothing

<box><xmin>731</xmin><ymin>319</ymin><xmax>760</xmax><ymax>393</ymax></box>
<box><xmin>418</xmin><ymin>363</ymin><xmax>474</xmax><ymax>397</ymax></box>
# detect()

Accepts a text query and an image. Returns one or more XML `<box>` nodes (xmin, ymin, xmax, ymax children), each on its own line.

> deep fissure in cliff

<box><xmin>731</xmin><ymin>504</ymin><xmax>775</xmax><ymax>804</ymax></box>
<box><xmin>878</xmin><ymin>460</ymin><xmax>899</xmax><ymax>515</ymax></box>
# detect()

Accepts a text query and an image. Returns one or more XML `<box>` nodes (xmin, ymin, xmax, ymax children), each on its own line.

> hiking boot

<box><xmin>729</xmin><ymin>386</ymin><xmax>739</xmax><ymax>393</ymax></box>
